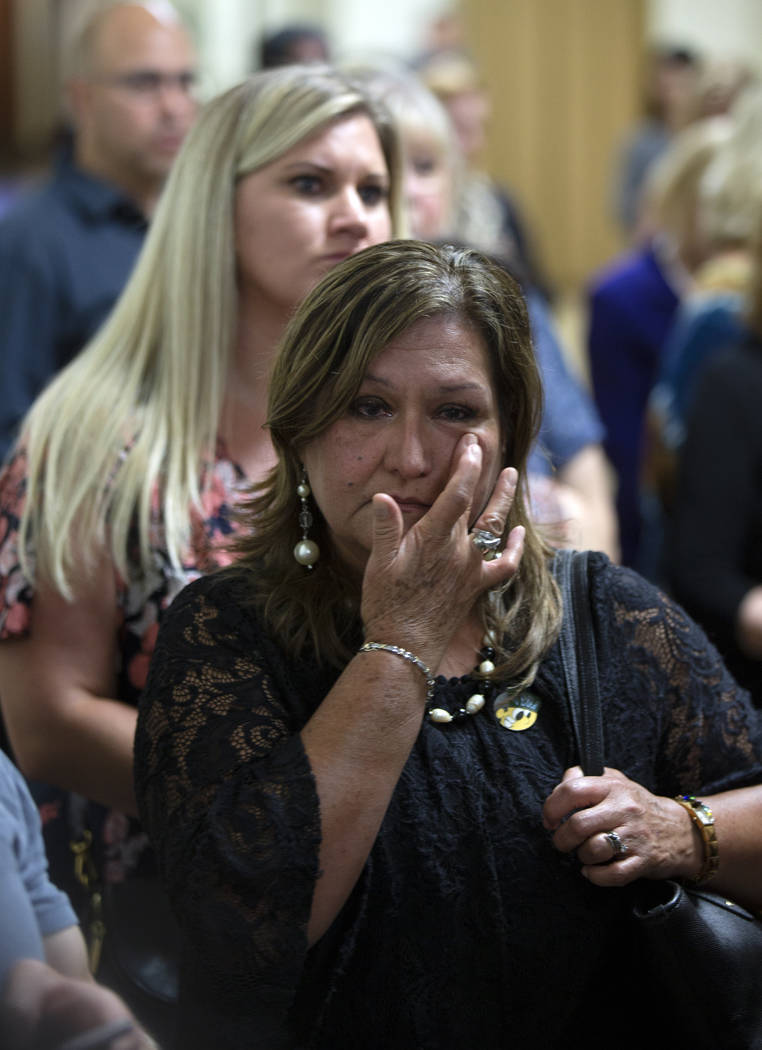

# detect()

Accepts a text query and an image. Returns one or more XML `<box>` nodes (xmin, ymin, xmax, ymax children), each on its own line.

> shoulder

<box><xmin>584</xmin><ymin>552</ymin><xmax>744</xmax><ymax>692</ymax></box>
<box><xmin>699</xmin><ymin>338</ymin><xmax>762</xmax><ymax>388</ymax></box>
<box><xmin>553</xmin><ymin>551</ymin><xmax>669</xmax><ymax>637</ymax></box>
<box><xmin>564</xmin><ymin>553</ymin><xmax>762</xmax><ymax>792</ymax></box>
<box><xmin>662</xmin><ymin>298</ymin><xmax>744</xmax><ymax>367</ymax></box>
<box><xmin>588</xmin><ymin>252</ymin><xmax>644</xmax><ymax>297</ymax></box>
<box><xmin>581</xmin><ymin>552</ymin><xmax>693</xmax><ymax>662</ymax></box>
<box><xmin>153</xmin><ymin>567</ymin><xmax>273</xmax><ymax>659</ymax></box>
<box><xmin>586</xmin><ymin>552</ymin><xmax>687</xmax><ymax>643</ymax></box>
<box><xmin>0</xmin><ymin>177</ymin><xmax>84</xmax><ymax>284</ymax></box>
<box><xmin>0</xmin><ymin>179</ymin><xmax>57</xmax><ymax>226</ymax></box>
<box><xmin>587</xmin><ymin>551</ymin><xmax>659</xmax><ymax>607</ymax></box>
<box><xmin>0</xmin><ymin>173</ymin><xmax>76</xmax><ymax>238</ymax></box>
<box><xmin>166</xmin><ymin>566</ymin><xmax>255</xmax><ymax>619</ymax></box>
<box><xmin>688</xmin><ymin>340</ymin><xmax>762</xmax><ymax>424</ymax></box>
<box><xmin>589</xmin><ymin>247</ymin><xmax>674</xmax><ymax>307</ymax></box>
<box><xmin>149</xmin><ymin>566</ymin><xmax>332</xmax><ymax>708</ymax></box>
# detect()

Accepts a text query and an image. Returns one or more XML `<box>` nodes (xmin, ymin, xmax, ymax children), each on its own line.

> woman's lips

<box><xmin>392</xmin><ymin>498</ymin><xmax>431</xmax><ymax>515</ymax></box>
<box><xmin>320</xmin><ymin>250</ymin><xmax>354</xmax><ymax>264</ymax></box>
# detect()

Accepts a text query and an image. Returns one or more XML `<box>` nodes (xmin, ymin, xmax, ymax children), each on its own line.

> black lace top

<box><xmin>134</xmin><ymin>553</ymin><xmax>762</xmax><ymax>1050</ymax></box>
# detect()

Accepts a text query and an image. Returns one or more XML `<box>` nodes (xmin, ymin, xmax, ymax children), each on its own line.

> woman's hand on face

<box><xmin>542</xmin><ymin>767</ymin><xmax>703</xmax><ymax>886</ymax></box>
<box><xmin>361</xmin><ymin>433</ymin><xmax>524</xmax><ymax>666</ymax></box>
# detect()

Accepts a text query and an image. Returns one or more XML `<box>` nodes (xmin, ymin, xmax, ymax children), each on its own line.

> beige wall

<box><xmin>12</xmin><ymin>0</ymin><xmax>63</xmax><ymax>153</ymax></box>
<box><xmin>9</xmin><ymin>0</ymin><xmax>762</xmax><ymax>246</ymax></box>
<box><xmin>648</xmin><ymin>0</ymin><xmax>762</xmax><ymax>75</ymax></box>
<box><xmin>462</xmin><ymin>0</ymin><xmax>645</xmax><ymax>292</ymax></box>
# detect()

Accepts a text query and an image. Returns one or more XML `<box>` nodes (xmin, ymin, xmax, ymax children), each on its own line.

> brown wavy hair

<box><xmin>234</xmin><ymin>240</ymin><xmax>561</xmax><ymax>688</ymax></box>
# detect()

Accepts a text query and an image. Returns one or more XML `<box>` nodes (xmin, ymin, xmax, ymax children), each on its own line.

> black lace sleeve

<box><xmin>134</xmin><ymin>570</ymin><xmax>323</xmax><ymax>1033</ymax></box>
<box><xmin>587</xmin><ymin>554</ymin><xmax>762</xmax><ymax>795</ymax></box>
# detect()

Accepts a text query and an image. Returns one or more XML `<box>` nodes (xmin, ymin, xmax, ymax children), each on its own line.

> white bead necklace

<box><xmin>427</xmin><ymin>636</ymin><xmax>497</xmax><ymax>725</ymax></box>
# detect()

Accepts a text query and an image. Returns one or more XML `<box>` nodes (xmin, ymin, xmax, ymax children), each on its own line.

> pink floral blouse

<box><xmin>0</xmin><ymin>441</ymin><xmax>250</xmax><ymax>881</ymax></box>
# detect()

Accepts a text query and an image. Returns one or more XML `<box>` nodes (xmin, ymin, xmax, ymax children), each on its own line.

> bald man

<box><xmin>0</xmin><ymin>2</ymin><xmax>197</xmax><ymax>458</ymax></box>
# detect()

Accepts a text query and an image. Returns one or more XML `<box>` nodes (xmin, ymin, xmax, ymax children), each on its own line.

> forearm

<box><xmin>301</xmin><ymin>647</ymin><xmax>428</xmax><ymax>944</ymax></box>
<box><xmin>0</xmin><ymin>565</ymin><xmax>134</xmax><ymax>814</ymax></box>
<box><xmin>6</xmin><ymin>691</ymin><xmax>138</xmax><ymax>816</ymax></box>
<box><xmin>557</xmin><ymin>446</ymin><xmax>620</xmax><ymax>562</ymax></box>
<box><xmin>699</xmin><ymin>785</ymin><xmax>762</xmax><ymax>910</ymax></box>
<box><xmin>43</xmin><ymin>927</ymin><xmax>92</xmax><ymax>982</ymax></box>
<box><xmin>2</xmin><ymin>959</ymin><xmax>154</xmax><ymax>1050</ymax></box>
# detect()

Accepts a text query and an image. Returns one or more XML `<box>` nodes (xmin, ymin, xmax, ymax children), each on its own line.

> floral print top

<box><xmin>0</xmin><ymin>441</ymin><xmax>250</xmax><ymax>881</ymax></box>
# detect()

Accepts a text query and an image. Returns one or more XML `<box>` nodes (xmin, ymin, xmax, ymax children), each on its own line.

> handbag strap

<box><xmin>554</xmin><ymin>549</ymin><xmax>604</xmax><ymax>776</ymax></box>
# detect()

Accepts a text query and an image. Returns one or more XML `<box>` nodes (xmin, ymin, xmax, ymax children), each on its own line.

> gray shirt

<box><xmin>0</xmin><ymin>751</ymin><xmax>78</xmax><ymax>989</ymax></box>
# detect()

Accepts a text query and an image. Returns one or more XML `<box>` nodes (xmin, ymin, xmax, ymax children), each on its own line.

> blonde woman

<box><xmin>0</xmin><ymin>65</ymin><xmax>403</xmax><ymax>1031</ymax></box>
<box><xmin>649</xmin><ymin>85</ymin><xmax>762</xmax><ymax>460</ymax></box>
<box><xmin>671</xmin><ymin>200</ymin><xmax>762</xmax><ymax>706</ymax></box>
<box><xmin>347</xmin><ymin>64</ymin><xmax>460</xmax><ymax>241</ymax></box>
<box><xmin>588</xmin><ymin>116</ymin><xmax>732</xmax><ymax>567</ymax></box>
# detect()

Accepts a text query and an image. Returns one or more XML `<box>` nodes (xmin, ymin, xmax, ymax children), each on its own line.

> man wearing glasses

<box><xmin>0</xmin><ymin>2</ymin><xmax>197</xmax><ymax>459</ymax></box>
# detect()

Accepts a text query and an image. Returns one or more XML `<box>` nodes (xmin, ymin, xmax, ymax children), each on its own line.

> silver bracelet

<box><xmin>359</xmin><ymin>642</ymin><xmax>436</xmax><ymax>703</ymax></box>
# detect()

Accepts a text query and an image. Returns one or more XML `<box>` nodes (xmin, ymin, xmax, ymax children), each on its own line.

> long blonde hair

<box><xmin>699</xmin><ymin>85</ymin><xmax>762</xmax><ymax>249</ymax></box>
<box><xmin>235</xmin><ymin>240</ymin><xmax>562</xmax><ymax>684</ymax></box>
<box><xmin>19</xmin><ymin>66</ymin><xmax>405</xmax><ymax>597</ymax></box>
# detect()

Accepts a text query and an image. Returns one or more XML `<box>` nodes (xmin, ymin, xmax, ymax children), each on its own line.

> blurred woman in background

<box><xmin>670</xmin><ymin>201</ymin><xmax>762</xmax><ymax>706</ymax></box>
<box><xmin>588</xmin><ymin>115</ymin><xmax>732</xmax><ymax>568</ymax></box>
<box><xmin>354</xmin><ymin>63</ymin><xmax>619</xmax><ymax>559</ymax></box>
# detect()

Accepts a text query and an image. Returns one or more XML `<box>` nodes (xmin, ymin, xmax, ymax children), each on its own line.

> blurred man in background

<box><xmin>0</xmin><ymin>1</ymin><xmax>197</xmax><ymax>459</ymax></box>
<box><xmin>257</xmin><ymin>22</ymin><xmax>330</xmax><ymax>69</ymax></box>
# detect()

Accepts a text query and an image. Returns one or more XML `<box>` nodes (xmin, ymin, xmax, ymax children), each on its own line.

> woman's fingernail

<box><xmin>505</xmin><ymin>467</ymin><xmax>518</xmax><ymax>487</ymax></box>
<box><xmin>463</xmin><ymin>433</ymin><xmax>477</xmax><ymax>447</ymax></box>
<box><xmin>373</xmin><ymin>495</ymin><xmax>391</xmax><ymax>520</ymax></box>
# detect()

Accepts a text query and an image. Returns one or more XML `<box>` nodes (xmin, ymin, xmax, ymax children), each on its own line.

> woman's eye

<box><xmin>291</xmin><ymin>174</ymin><xmax>323</xmax><ymax>195</ymax></box>
<box><xmin>350</xmin><ymin>397</ymin><xmax>392</xmax><ymax>419</ymax></box>
<box><xmin>358</xmin><ymin>183</ymin><xmax>387</xmax><ymax>206</ymax></box>
<box><xmin>438</xmin><ymin>404</ymin><xmax>476</xmax><ymax>422</ymax></box>
<box><xmin>412</xmin><ymin>157</ymin><xmax>437</xmax><ymax>176</ymax></box>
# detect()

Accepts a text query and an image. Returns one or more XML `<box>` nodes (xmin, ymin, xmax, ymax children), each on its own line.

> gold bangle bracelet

<box><xmin>674</xmin><ymin>794</ymin><xmax>719</xmax><ymax>884</ymax></box>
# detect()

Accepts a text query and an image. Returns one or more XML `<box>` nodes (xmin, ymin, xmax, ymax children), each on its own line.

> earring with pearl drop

<box><xmin>293</xmin><ymin>468</ymin><xmax>319</xmax><ymax>570</ymax></box>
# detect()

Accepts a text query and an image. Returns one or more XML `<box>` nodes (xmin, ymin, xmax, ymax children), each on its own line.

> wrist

<box><xmin>673</xmin><ymin>795</ymin><xmax>719</xmax><ymax>884</ymax></box>
<box><xmin>361</xmin><ymin>618</ymin><xmax>446</xmax><ymax>673</ymax></box>
<box><xmin>358</xmin><ymin>642</ymin><xmax>436</xmax><ymax>705</ymax></box>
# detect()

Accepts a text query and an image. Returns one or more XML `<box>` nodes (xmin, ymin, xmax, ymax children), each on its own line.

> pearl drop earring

<box><xmin>293</xmin><ymin>469</ymin><xmax>319</xmax><ymax>570</ymax></box>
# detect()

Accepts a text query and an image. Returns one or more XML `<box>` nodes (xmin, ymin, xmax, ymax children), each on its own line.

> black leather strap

<box><xmin>554</xmin><ymin>549</ymin><xmax>604</xmax><ymax>776</ymax></box>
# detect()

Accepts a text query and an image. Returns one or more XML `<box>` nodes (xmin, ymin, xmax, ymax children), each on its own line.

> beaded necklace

<box><xmin>427</xmin><ymin>638</ymin><xmax>497</xmax><ymax>724</ymax></box>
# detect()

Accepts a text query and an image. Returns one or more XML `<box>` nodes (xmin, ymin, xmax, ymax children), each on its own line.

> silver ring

<box><xmin>604</xmin><ymin>830</ymin><xmax>628</xmax><ymax>858</ymax></box>
<box><xmin>470</xmin><ymin>528</ymin><xmax>502</xmax><ymax>559</ymax></box>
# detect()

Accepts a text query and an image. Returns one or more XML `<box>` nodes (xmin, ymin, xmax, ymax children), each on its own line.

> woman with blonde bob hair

<box><xmin>0</xmin><ymin>64</ymin><xmax>402</xmax><ymax>1033</ymax></box>
<box><xmin>136</xmin><ymin>240</ymin><xmax>762</xmax><ymax>1049</ymax></box>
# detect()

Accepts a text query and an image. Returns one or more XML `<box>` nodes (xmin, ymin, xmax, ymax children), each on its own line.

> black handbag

<box><xmin>67</xmin><ymin>804</ymin><xmax>179</xmax><ymax>1047</ymax></box>
<box><xmin>554</xmin><ymin>549</ymin><xmax>762</xmax><ymax>1050</ymax></box>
